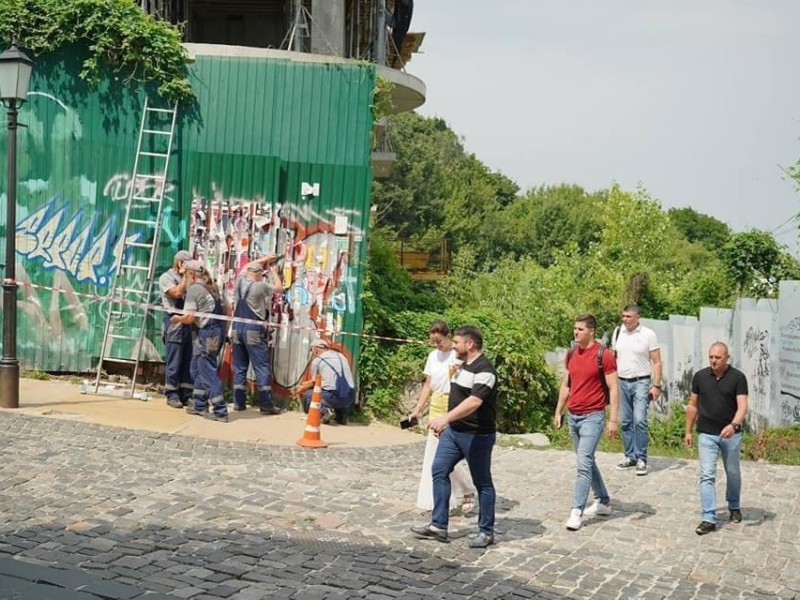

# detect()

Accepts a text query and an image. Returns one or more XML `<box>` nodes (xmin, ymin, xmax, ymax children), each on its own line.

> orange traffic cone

<box><xmin>297</xmin><ymin>374</ymin><xmax>328</xmax><ymax>449</ymax></box>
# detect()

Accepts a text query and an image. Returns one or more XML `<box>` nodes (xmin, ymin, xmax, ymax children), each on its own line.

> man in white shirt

<box><xmin>612</xmin><ymin>304</ymin><xmax>662</xmax><ymax>476</ymax></box>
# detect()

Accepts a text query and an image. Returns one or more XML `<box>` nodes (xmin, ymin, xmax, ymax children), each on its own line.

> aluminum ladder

<box><xmin>93</xmin><ymin>98</ymin><xmax>178</xmax><ymax>396</ymax></box>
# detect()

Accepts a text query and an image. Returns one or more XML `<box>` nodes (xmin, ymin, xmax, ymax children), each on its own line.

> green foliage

<box><xmin>484</xmin><ymin>184</ymin><xmax>605</xmax><ymax>267</ymax></box>
<box><xmin>743</xmin><ymin>425</ymin><xmax>800</xmax><ymax>465</ymax></box>
<box><xmin>363</xmin><ymin>226</ymin><xmax>445</xmax><ymax>335</ymax></box>
<box><xmin>372</xmin><ymin>75</ymin><xmax>394</xmax><ymax>121</ymax></box>
<box><xmin>667</xmin><ymin>207</ymin><xmax>731</xmax><ymax>252</ymax></box>
<box><xmin>0</xmin><ymin>0</ymin><xmax>192</xmax><ymax>102</ymax></box>
<box><xmin>359</xmin><ymin>301</ymin><xmax>559</xmax><ymax>432</ymax></box>
<box><xmin>361</xmin><ymin>106</ymin><xmax>799</xmax><ymax>437</ymax></box>
<box><xmin>720</xmin><ymin>230</ymin><xmax>800</xmax><ymax>297</ymax></box>
<box><xmin>372</xmin><ymin>112</ymin><xmax>518</xmax><ymax>243</ymax></box>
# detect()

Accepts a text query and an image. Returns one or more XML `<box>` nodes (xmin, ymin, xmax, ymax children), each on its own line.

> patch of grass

<box><xmin>22</xmin><ymin>370</ymin><xmax>50</xmax><ymax>380</ymax></box>
<box><xmin>743</xmin><ymin>425</ymin><xmax>800</xmax><ymax>465</ymax></box>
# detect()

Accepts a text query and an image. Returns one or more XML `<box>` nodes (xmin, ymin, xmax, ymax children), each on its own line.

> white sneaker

<box><xmin>583</xmin><ymin>499</ymin><xmax>612</xmax><ymax>517</ymax></box>
<box><xmin>636</xmin><ymin>459</ymin><xmax>648</xmax><ymax>476</ymax></box>
<box><xmin>565</xmin><ymin>508</ymin><xmax>582</xmax><ymax>531</ymax></box>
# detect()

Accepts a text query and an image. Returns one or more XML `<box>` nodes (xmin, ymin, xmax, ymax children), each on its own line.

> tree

<box><xmin>483</xmin><ymin>184</ymin><xmax>605</xmax><ymax>267</ymax></box>
<box><xmin>720</xmin><ymin>230</ymin><xmax>800</xmax><ymax>297</ymax></box>
<box><xmin>667</xmin><ymin>207</ymin><xmax>731</xmax><ymax>253</ymax></box>
<box><xmin>371</xmin><ymin>112</ymin><xmax>519</xmax><ymax>248</ymax></box>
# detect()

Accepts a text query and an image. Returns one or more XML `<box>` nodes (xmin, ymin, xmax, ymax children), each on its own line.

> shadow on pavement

<box><xmin>0</xmin><ymin>518</ymin><xmax>574</xmax><ymax>600</ymax></box>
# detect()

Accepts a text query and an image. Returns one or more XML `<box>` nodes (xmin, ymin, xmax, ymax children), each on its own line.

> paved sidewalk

<box><xmin>1</xmin><ymin>381</ymin><xmax>800</xmax><ymax>598</ymax></box>
<box><xmin>12</xmin><ymin>378</ymin><xmax>419</xmax><ymax>448</ymax></box>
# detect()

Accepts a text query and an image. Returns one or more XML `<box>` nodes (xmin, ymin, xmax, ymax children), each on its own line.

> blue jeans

<box><xmin>619</xmin><ymin>378</ymin><xmax>650</xmax><ymax>462</ymax></box>
<box><xmin>431</xmin><ymin>427</ymin><xmax>496</xmax><ymax>535</ymax></box>
<box><xmin>568</xmin><ymin>410</ymin><xmax>610</xmax><ymax>511</ymax></box>
<box><xmin>232</xmin><ymin>328</ymin><xmax>274</xmax><ymax>410</ymax></box>
<box><xmin>698</xmin><ymin>432</ymin><xmax>742</xmax><ymax>523</ymax></box>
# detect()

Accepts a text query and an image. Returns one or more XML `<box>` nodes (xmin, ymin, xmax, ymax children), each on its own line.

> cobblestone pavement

<box><xmin>1</xmin><ymin>413</ymin><xmax>799</xmax><ymax>599</ymax></box>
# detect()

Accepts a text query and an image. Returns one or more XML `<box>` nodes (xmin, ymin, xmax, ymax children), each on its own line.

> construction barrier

<box><xmin>296</xmin><ymin>374</ymin><xmax>327</xmax><ymax>449</ymax></box>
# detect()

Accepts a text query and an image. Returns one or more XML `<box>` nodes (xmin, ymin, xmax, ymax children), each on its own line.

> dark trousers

<box><xmin>190</xmin><ymin>326</ymin><xmax>226</xmax><ymax>417</ymax></box>
<box><xmin>431</xmin><ymin>427</ymin><xmax>496</xmax><ymax>535</ymax></box>
<box><xmin>232</xmin><ymin>327</ymin><xmax>274</xmax><ymax>410</ymax></box>
<box><xmin>302</xmin><ymin>389</ymin><xmax>351</xmax><ymax>424</ymax></box>
<box><xmin>164</xmin><ymin>319</ymin><xmax>193</xmax><ymax>402</ymax></box>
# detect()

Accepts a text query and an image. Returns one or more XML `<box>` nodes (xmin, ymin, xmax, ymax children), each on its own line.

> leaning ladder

<box><xmin>94</xmin><ymin>98</ymin><xmax>179</xmax><ymax>396</ymax></box>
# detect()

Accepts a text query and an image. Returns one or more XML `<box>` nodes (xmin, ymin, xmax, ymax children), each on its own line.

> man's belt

<box><xmin>618</xmin><ymin>375</ymin><xmax>651</xmax><ymax>382</ymax></box>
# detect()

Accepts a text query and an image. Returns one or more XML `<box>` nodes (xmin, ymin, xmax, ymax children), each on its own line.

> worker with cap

<box><xmin>170</xmin><ymin>261</ymin><xmax>228</xmax><ymax>421</ymax></box>
<box><xmin>231</xmin><ymin>253</ymin><xmax>283</xmax><ymax>414</ymax></box>
<box><xmin>159</xmin><ymin>249</ymin><xmax>194</xmax><ymax>408</ymax></box>
<box><xmin>292</xmin><ymin>339</ymin><xmax>355</xmax><ymax>425</ymax></box>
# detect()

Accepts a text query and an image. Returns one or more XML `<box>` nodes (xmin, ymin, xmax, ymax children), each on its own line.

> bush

<box><xmin>359</xmin><ymin>306</ymin><xmax>559</xmax><ymax>433</ymax></box>
<box><xmin>743</xmin><ymin>425</ymin><xmax>800</xmax><ymax>465</ymax></box>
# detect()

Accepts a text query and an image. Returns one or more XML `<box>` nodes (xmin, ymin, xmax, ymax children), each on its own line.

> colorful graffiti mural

<box><xmin>1</xmin><ymin>49</ymin><xmax>374</xmax><ymax>378</ymax></box>
<box><xmin>183</xmin><ymin>186</ymin><xmax>364</xmax><ymax>389</ymax></box>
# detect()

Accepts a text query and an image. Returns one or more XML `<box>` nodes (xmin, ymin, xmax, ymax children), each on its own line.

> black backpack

<box><xmin>566</xmin><ymin>343</ymin><xmax>610</xmax><ymax>405</ymax></box>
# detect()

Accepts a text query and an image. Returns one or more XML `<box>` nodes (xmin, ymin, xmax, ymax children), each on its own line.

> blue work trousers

<box><xmin>232</xmin><ymin>327</ymin><xmax>274</xmax><ymax>410</ymax></box>
<box><xmin>302</xmin><ymin>389</ymin><xmax>351</xmax><ymax>422</ymax></box>
<box><xmin>163</xmin><ymin>317</ymin><xmax>193</xmax><ymax>402</ymax></box>
<box><xmin>190</xmin><ymin>325</ymin><xmax>227</xmax><ymax>418</ymax></box>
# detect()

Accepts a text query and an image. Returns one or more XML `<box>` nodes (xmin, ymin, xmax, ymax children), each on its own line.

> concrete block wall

<box><xmin>547</xmin><ymin>281</ymin><xmax>800</xmax><ymax>431</ymax></box>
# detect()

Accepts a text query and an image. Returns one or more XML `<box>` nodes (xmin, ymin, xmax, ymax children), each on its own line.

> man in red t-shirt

<box><xmin>554</xmin><ymin>314</ymin><xmax>619</xmax><ymax>531</ymax></box>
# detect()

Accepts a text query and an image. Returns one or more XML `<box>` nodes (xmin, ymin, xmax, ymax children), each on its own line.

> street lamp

<box><xmin>0</xmin><ymin>40</ymin><xmax>34</xmax><ymax>409</ymax></box>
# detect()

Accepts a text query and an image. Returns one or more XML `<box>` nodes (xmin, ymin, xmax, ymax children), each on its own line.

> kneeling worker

<box><xmin>293</xmin><ymin>339</ymin><xmax>355</xmax><ymax>424</ymax></box>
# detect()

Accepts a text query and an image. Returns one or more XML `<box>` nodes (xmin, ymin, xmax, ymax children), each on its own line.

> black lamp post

<box><xmin>0</xmin><ymin>41</ymin><xmax>34</xmax><ymax>409</ymax></box>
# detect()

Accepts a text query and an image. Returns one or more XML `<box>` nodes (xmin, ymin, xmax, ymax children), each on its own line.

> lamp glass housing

<box><xmin>0</xmin><ymin>43</ymin><xmax>34</xmax><ymax>104</ymax></box>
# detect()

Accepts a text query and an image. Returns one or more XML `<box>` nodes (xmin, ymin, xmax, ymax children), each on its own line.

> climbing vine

<box><xmin>373</xmin><ymin>74</ymin><xmax>395</xmax><ymax>121</ymax></box>
<box><xmin>0</xmin><ymin>0</ymin><xmax>193</xmax><ymax>102</ymax></box>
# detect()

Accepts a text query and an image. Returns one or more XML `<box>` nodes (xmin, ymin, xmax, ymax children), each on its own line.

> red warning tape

<box><xmin>12</xmin><ymin>279</ymin><xmax>426</xmax><ymax>346</ymax></box>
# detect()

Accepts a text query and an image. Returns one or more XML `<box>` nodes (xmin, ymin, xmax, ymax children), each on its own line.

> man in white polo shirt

<box><xmin>612</xmin><ymin>304</ymin><xmax>662</xmax><ymax>476</ymax></box>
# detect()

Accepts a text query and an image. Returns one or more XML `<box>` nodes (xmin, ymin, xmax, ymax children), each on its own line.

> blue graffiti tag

<box><xmin>16</xmin><ymin>195</ymin><xmax>139</xmax><ymax>286</ymax></box>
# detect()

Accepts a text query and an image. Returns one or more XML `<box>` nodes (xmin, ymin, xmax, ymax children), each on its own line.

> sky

<box><xmin>407</xmin><ymin>0</ymin><xmax>800</xmax><ymax>253</ymax></box>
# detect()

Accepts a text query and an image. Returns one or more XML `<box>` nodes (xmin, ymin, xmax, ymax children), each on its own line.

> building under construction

<box><xmin>0</xmin><ymin>0</ymin><xmax>425</xmax><ymax>398</ymax></box>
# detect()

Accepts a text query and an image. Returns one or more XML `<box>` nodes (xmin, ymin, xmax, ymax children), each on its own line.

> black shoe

<box><xmin>729</xmin><ymin>509</ymin><xmax>742</xmax><ymax>523</ymax></box>
<box><xmin>695</xmin><ymin>521</ymin><xmax>716</xmax><ymax>535</ymax></box>
<box><xmin>410</xmin><ymin>524</ymin><xmax>449</xmax><ymax>543</ymax></box>
<box><xmin>260</xmin><ymin>406</ymin><xmax>282</xmax><ymax>415</ymax></box>
<box><xmin>469</xmin><ymin>532</ymin><xmax>494</xmax><ymax>549</ymax></box>
<box><xmin>205</xmin><ymin>413</ymin><xmax>229</xmax><ymax>423</ymax></box>
<box><xmin>335</xmin><ymin>416</ymin><xmax>348</xmax><ymax>425</ymax></box>
<box><xmin>233</xmin><ymin>404</ymin><xmax>247</xmax><ymax>412</ymax></box>
<box><xmin>167</xmin><ymin>398</ymin><xmax>184</xmax><ymax>409</ymax></box>
<box><xmin>185</xmin><ymin>406</ymin><xmax>205</xmax><ymax>416</ymax></box>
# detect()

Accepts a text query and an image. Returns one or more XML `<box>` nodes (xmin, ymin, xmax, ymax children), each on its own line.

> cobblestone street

<box><xmin>1</xmin><ymin>412</ymin><xmax>799</xmax><ymax>599</ymax></box>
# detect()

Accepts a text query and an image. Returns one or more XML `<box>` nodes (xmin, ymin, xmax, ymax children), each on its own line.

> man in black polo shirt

<box><xmin>411</xmin><ymin>325</ymin><xmax>498</xmax><ymax>549</ymax></box>
<box><xmin>684</xmin><ymin>342</ymin><xmax>748</xmax><ymax>535</ymax></box>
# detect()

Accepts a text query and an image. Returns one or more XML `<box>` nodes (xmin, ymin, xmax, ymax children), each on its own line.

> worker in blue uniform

<box><xmin>172</xmin><ymin>261</ymin><xmax>229</xmax><ymax>422</ymax></box>
<box><xmin>231</xmin><ymin>253</ymin><xmax>283</xmax><ymax>414</ymax></box>
<box><xmin>159</xmin><ymin>250</ymin><xmax>194</xmax><ymax>408</ymax></box>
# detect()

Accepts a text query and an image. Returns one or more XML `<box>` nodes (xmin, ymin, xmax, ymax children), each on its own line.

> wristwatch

<box><xmin>731</xmin><ymin>422</ymin><xmax>742</xmax><ymax>433</ymax></box>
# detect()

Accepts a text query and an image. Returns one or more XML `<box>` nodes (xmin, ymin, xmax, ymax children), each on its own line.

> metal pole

<box><xmin>375</xmin><ymin>0</ymin><xmax>386</xmax><ymax>66</ymax></box>
<box><xmin>0</xmin><ymin>101</ymin><xmax>19</xmax><ymax>408</ymax></box>
<box><xmin>293</xmin><ymin>0</ymin><xmax>303</xmax><ymax>52</ymax></box>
